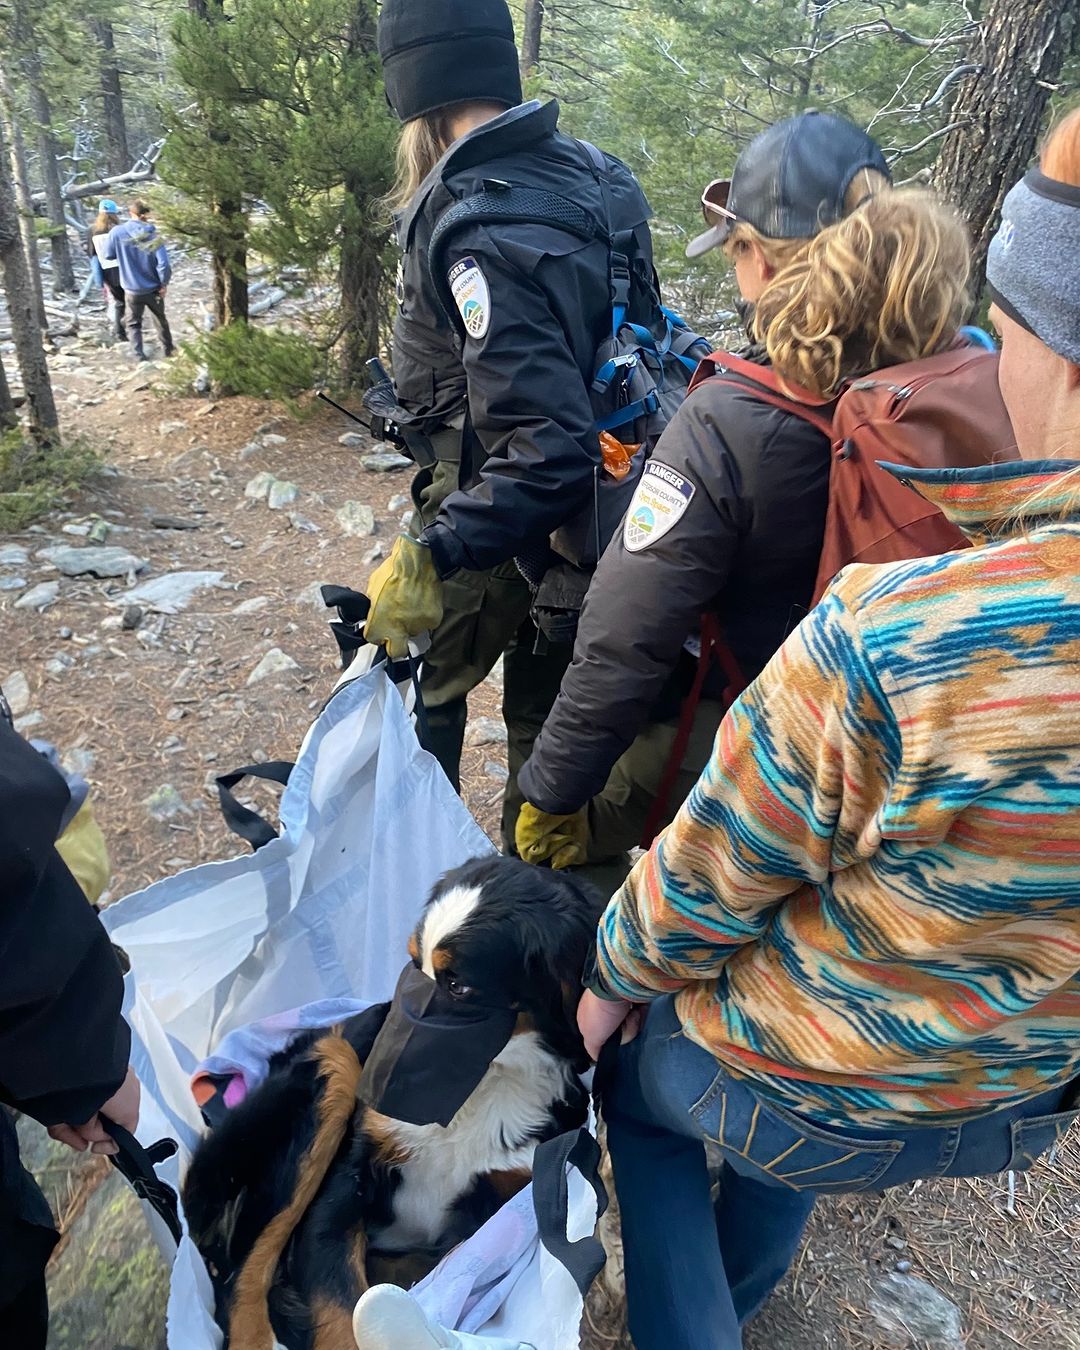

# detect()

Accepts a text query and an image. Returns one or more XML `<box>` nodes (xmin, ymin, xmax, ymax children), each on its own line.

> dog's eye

<box><xmin>446</xmin><ymin>979</ymin><xmax>473</xmax><ymax>999</ymax></box>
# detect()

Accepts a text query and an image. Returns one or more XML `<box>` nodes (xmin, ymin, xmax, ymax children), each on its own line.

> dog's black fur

<box><xmin>182</xmin><ymin>857</ymin><xmax>602</xmax><ymax>1350</ymax></box>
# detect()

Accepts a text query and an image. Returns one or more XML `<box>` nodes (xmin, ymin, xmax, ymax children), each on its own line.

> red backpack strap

<box><xmin>689</xmin><ymin>351</ymin><xmax>835</xmax><ymax>440</ymax></box>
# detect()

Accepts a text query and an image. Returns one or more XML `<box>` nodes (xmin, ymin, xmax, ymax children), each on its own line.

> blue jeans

<box><xmin>604</xmin><ymin>997</ymin><xmax>1079</xmax><ymax>1350</ymax></box>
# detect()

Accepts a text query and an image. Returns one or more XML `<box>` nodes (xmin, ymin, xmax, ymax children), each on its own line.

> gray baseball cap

<box><xmin>687</xmin><ymin>111</ymin><xmax>891</xmax><ymax>258</ymax></box>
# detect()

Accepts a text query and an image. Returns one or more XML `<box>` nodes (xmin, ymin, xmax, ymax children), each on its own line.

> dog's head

<box><xmin>408</xmin><ymin>856</ymin><xmax>604</xmax><ymax>1072</ymax></box>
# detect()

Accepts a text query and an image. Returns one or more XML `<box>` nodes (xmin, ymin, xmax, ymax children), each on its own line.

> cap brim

<box><xmin>686</xmin><ymin>222</ymin><xmax>731</xmax><ymax>259</ymax></box>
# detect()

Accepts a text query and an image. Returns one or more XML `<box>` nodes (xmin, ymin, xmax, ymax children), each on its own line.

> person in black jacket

<box><xmin>0</xmin><ymin>709</ymin><xmax>138</xmax><ymax>1348</ymax></box>
<box><xmin>365</xmin><ymin>0</ymin><xmax>658</xmax><ymax>846</ymax></box>
<box><xmin>515</xmin><ymin>112</ymin><xmax>972</xmax><ymax>872</ymax></box>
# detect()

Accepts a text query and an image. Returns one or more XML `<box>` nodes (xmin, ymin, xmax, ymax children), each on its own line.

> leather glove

<box><xmin>516</xmin><ymin>802</ymin><xmax>589</xmax><ymax>869</ymax></box>
<box><xmin>364</xmin><ymin>534</ymin><xmax>444</xmax><ymax>661</ymax></box>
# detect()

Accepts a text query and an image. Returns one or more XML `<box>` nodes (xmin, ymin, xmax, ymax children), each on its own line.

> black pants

<box><xmin>2</xmin><ymin>1271</ymin><xmax>47</xmax><ymax>1349</ymax></box>
<box><xmin>103</xmin><ymin>272</ymin><xmax>126</xmax><ymax>339</ymax></box>
<box><xmin>126</xmin><ymin>289</ymin><xmax>173</xmax><ymax>358</ymax></box>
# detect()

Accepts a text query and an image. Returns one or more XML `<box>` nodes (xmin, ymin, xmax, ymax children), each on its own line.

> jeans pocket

<box><xmin>690</xmin><ymin>1072</ymin><xmax>903</xmax><ymax>1193</ymax></box>
<box><xmin>1007</xmin><ymin>1103</ymin><xmax>1080</xmax><ymax>1172</ymax></box>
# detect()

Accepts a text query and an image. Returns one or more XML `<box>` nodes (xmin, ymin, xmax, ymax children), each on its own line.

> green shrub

<box><xmin>0</xmin><ymin>430</ymin><xmax>101</xmax><ymax>531</ymax></box>
<box><xmin>170</xmin><ymin>323</ymin><xmax>319</xmax><ymax>402</ymax></box>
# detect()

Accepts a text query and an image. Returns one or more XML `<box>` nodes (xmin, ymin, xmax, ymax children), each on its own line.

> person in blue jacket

<box><xmin>104</xmin><ymin>199</ymin><xmax>174</xmax><ymax>362</ymax></box>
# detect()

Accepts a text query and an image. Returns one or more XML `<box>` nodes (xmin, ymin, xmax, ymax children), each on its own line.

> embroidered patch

<box><xmin>623</xmin><ymin>461</ymin><xmax>696</xmax><ymax>552</ymax></box>
<box><xmin>448</xmin><ymin>257</ymin><xmax>491</xmax><ymax>339</ymax></box>
<box><xmin>999</xmin><ymin>218</ymin><xmax>1016</xmax><ymax>252</ymax></box>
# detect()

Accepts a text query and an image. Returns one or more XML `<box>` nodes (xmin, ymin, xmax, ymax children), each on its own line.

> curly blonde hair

<box><xmin>725</xmin><ymin>173</ymin><xmax>971</xmax><ymax>398</ymax></box>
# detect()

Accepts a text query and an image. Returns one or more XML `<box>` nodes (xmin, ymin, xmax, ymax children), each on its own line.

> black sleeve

<box><xmin>0</xmin><ymin>722</ymin><xmax>129</xmax><ymax>1127</ymax></box>
<box><xmin>421</xmin><ymin>230</ymin><xmax>601</xmax><ymax>576</ymax></box>
<box><xmin>519</xmin><ymin>395</ymin><xmax>745</xmax><ymax>814</ymax></box>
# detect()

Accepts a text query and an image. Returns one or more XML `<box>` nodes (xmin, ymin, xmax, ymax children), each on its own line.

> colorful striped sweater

<box><xmin>597</xmin><ymin>460</ymin><xmax>1080</xmax><ymax>1127</ymax></box>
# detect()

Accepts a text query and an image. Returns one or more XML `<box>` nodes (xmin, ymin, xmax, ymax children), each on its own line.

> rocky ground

<box><xmin>3</xmin><ymin>259</ymin><xmax>1078</xmax><ymax>1349</ymax></box>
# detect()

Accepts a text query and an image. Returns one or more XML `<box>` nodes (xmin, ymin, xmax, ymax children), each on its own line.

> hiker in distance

<box><xmin>577</xmin><ymin>109</ymin><xmax>1080</xmax><ymax>1350</ymax></box>
<box><xmin>363</xmin><ymin>0</ymin><xmax>668</xmax><ymax>849</ymax></box>
<box><xmin>104</xmin><ymin>199</ymin><xmax>175</xmax><ymax>363</ymax></box>
<box><xmin>85</xmin><ymin>198</ymin><xmax>126</xmax><ymax>342</ymax></box>
<box><xmin>516</xmin><ymin>110</ymin><xmax>1010</xmax><ymax>873</ymax></box>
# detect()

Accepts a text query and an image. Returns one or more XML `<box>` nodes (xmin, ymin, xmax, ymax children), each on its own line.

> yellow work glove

<box><xmin>516</xmin><ymin>802</ymin><xmax>589</xmax><ymax>870</ymax></box>
<box><xmin>364</xmin><ymin>534</ymin><xmax>444</xmax><ymax>661</ymax></box>
<box><xmin>56</xmin><ymin>798</ymin><xmax>111</xmax><ymax>904</ymax></box>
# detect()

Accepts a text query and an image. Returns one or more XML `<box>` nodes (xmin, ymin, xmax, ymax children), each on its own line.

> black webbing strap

<box><xmin>215</xmin><ymin>762</ymin><xmax>294</xmax><ymax>851</ymax></box>
<box><xmin>105</xmin><ymin>1121</ymin><xmax>182</xmax><ymax>1247</ymax></box>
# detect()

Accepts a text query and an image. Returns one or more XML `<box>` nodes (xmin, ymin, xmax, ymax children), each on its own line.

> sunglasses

<box><xmin>701</xmin><ymin>178</ymin><xmax>737</xmax><ymax>228</ymax></box>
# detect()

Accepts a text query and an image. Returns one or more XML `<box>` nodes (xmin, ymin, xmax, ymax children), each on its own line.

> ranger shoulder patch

<box><xmin>448</xmin><ymin>256</ymin><xmax>490</xmax><ymax>340</ymax></box>
<box><xmin>624</xmin><ymin>460</ymin><xmax>696</xmax><ymax>552</ymax></box>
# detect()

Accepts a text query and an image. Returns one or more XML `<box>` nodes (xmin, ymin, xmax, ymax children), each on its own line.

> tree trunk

<box><xmin>89</xmin><ymin>18</ymin><xmax>130</xmax><ymax>175</ymax></box>
<box><xmin>521</xmin><ymin>0</ymin><xmax>544</xmax><ymax>75</ymax></box>
<box><xmin>339</xmin><ymin>189</ymin><xmax>385</xmax><ymax>388</ymax></box>
<box><xmin>0</xmin><ymin>63</ymin><xmax>47</xmax><ymax>332</ymax></box>
<box><xmin>932</xmin><ymin>0</ymin><xmax>1078</xmax><ymax>299</ymax></box>
<box><xmin>0</xmin><ymin>351</ymin><xmax>17</xmax><ymax>432</ymax></box>
<box><xmin>0</xmin><ymin>117</ymin><xmax>59</xmax><ymax>443</ymax></box>
<box><xmin>211</xmin><ymin>198</ymin><xmax>249</xmax><ymax>326</ymax></box>
<box><xmin>23</xmin><ymin>54</ymin><xmax>77</xmax><ymax>293</ymax></box>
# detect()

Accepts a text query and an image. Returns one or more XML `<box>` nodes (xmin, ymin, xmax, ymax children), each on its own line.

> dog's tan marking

<box><xmin>348</xmin><ymin>1226</ymin><xmax>369</xmax><ymax>1297</ymax></box>
<box><xmin>364</xmin><ymin>1108</ymin><xmax>413</xmax><ymax>1167</ymax></box>
<box><xmin>407</xmin><ymin>932</ymin><xmax>420</xmax><ymax>962</ymax></box>
<box><xmin>228</xmin><ymin>1035</ymin><xmax>362</xmax><ymax>1350</ymax></box>
<box><xmin>431</xmin><ymin>945</ymin><xmax>453</xmax><ymax>973</ymax></box>
<box><xmin>486</xmin><ymin>1166</ymin><xmax>532</xmax><ymax>1203</ymax></box>
<box><xmin>310</xmin><ymin>1295</ymin><xmax>358</xmax><ymax>1350</ymax></box>
<box><xmin>511</xmin><ymin>1010</ymin><xmax>537</xmax><ymax>1035</ymax></box>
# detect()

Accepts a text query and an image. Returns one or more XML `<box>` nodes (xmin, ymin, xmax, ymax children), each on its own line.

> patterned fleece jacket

<box><xmin>596</xmin><ymin>459</ymin><xmax>1080</xmax><ymax>1127</ymax></box>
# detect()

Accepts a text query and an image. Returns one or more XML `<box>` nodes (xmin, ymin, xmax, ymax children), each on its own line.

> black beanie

<box><xmin>378</xmin><ymin>0</ymin><xmax>524</xmax><ymax>124</ymax></box>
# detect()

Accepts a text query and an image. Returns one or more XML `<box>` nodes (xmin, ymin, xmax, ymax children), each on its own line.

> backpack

<box><xmin>428</xmin><ymin>145</ymin><xmax>711</xmax><ymax>639</ymax></box>
<box><xmin>689</xmin><ymin>342</ymin><xmax>1018</xmax><ymax>605</ymax></box>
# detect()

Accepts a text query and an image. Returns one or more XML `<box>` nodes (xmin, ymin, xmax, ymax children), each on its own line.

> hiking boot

<box><xmin>352</xmin><ymin>1285</ymin><xmax>535</xmax><ymax>1350</ymax></box>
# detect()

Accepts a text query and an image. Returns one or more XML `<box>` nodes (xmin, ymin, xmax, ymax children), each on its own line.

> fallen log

<box><xmin>31</xmin><ymin>165</ymin><xmax>156</xmax><ymax>207</ymax></box>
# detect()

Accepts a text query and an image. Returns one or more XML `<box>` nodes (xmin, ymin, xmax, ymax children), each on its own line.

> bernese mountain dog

<box><xmin>182</xmin><ymin>856</ymin><xmax>602</xmax><ymax>1350</ymax></box>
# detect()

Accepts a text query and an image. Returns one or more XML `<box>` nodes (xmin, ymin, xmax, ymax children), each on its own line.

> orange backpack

<box><xmin>688</xmin><ymin>345</ymin><xmax>1018</xmax><ymax>603</ymax></box>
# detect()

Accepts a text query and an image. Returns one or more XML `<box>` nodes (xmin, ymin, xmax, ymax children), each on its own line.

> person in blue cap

<box><xmin>85</xmin><ymin>198</ymin><xmax>125</xmax><ymax>340</ymax></box>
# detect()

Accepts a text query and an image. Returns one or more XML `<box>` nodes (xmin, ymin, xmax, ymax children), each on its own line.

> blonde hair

<box><xmin>725</xmin><ymin>171</ymin><xmax>971</xmax><ymax>398</ymax></box>
<box><xmin>388</xmin><ymin>114</ymin><xmax>452</xmax><ymax>211</ymax></box>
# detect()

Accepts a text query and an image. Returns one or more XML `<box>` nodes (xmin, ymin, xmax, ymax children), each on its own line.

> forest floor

<box><xmin>3</xmin><ymin>258</ymin><xmax>1078</xmax><ymax>1350</ymax></box>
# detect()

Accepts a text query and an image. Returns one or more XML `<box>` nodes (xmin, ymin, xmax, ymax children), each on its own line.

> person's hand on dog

<box><xmin>577</xmin><ymin>989</ymin><xmax>643</xmax><ymax>1060</ymax></box>
<box><xmin>48</xmin><ymin>1064</ymin><xmax>140</xmax><ymax>1156</ymax></box>
<box><xmin>516</xmin><ymin>802</ymin><xmax>588</xmax><ymax>869</ymax></box>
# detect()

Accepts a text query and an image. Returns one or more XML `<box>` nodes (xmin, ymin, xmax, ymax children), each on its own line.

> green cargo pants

<box><xmin>411</xmin><ymin>430</ymin><xmax>570</xmax><ymax>850</ymax></box>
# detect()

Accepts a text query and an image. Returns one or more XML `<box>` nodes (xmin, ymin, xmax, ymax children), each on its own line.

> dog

<box><xmin>182</xmin><ymin>856</ymin><xmax>602</xmax><ymax>1350</ymax></box>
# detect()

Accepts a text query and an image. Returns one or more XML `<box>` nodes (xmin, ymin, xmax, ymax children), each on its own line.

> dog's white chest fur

<box><xmin>369</xmin><ymin>1032</ymin><xmax>571</xmax><ymax>1251</ymax></box>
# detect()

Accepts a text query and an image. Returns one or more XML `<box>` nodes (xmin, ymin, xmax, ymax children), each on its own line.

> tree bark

<box><xmin>89</xmin><ymin>18</ymin><xmax>131</xmax><ymax>175</ymax></box>
<box><xmin>0</xmin><ymin>351</ymin><xmax>17</xmax><ymax>432</ymax></box>
<box><xmin>22</xmin><ymin>53</ymin><xmax>77</xmax><ymax>293</ymax></box>
<box><xmin>211</xmin><ymin>198</ymin><xmax>249</xmax><ymax>325</ymax></box>
<box><xmin>521</xmin><ymin>0</ymin><xmax>544</xmax><ymax>75</ymax></box>
<box><xmin>932</xmin><ymin>0</ymin><xmax>1078</xmax><ymax>299</ymax></box>
<box><xmin>0</xmin><ymin>63</ymin><xmax>47</xmax><ymax>332</ymax></box>
<box><xmin>0</xmin><ymin>116</ymin><xmax>59</xmax><ymax>443</ymax></box>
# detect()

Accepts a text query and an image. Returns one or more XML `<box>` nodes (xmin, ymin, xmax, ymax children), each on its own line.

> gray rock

<box><xmin>247</xmin><ymin>647</ymin><xmax>300</xmax><ymax>684</ymax></box>
<box><xmin>238</xmin><ymin>440</ymin><xmax>263</xmax><ymax>461</ymax></box>
<box><xmin>119</xmin><ymin>571</ymin><xmax>225</xmax><ymax>614</ymax></box>
<box><xmin>296</xmin><ymin>580</ymin><xmax>328</xmax><ymax>611</ymax></box>
<box><xmin>150</xmin><ymin>514</ymin><xmax>200</xmax><ymax>530</ymax></box>
<box><xmin>267</xmin><ymin>480</ymin><xmax>300</xmax><ymax>510</ymax></box>
<box><xmin>4</xmin><ymin>670</ymin><xmax>31</xmax><ymax>716</ymax></box>
<box><xmin>338</xmin><ymin>431</ymin><xmax>365</xmax><ymax>448</ymax></box>
<box><xmin>63</xmin><ymin>748</ymin><xmax>96</xmax><ymax>777</ymax></box>
<box><xmin>61</xmin><ymin>522</ymin><xmax>91</xmax><ymax>536</ymax></box>
<box><xmin>868</xmin><ymin>1274</ymin><xmax>964</xmax><ymax>1348</ymax></box>
<box><xmin>361</xmin><ymin>450</ymin><xmax>412</xmax><ymax>473</ymax></box>
<box><xmin>336</xmin><ymin>501</ymin><xmax>376</xmax><ymax>537</ymax></box>
<box><xmin>44</xmin><ymin>653</ymin><xmax>76</xmax><ymax>677</ymax></box>
<box><xmin>465</xmin><ymin>717</ymin><xmax>508</xmax><ymax>747</ymax></box>
<box><xmin>0</xmin><ymin>575</ymin><xmax>27</xmax><ymax>591</ymax></box>
<box><xmin>158</xmin><ymin>419</ymin><xmax>188</xmax><ymax>436</ymax></box>
<box><xmin>37</xmin><ymin>545</ymin><xmax>147</xmax><ymax>579</ymax></box>
<box><xmin>244</xmin><ymin>471</ymin><xmax>277</xmax><ymax>501</ymax></box>
<box><xmin>362</xmin><ymin>543</ymin><xmax>385</xmax><ymax>565</ymax></box>
<box><xmin>121</xmin><ymin>604</ymin><xmax>144</xmax><ymax>631</ymax></box>
<box><xmin>484</xmin><ymin>761</ymin><xmax>509</xmax><ymax>781</ymax></box>
<box><xmin>233</xmin><ymin>595</ymin><xmax>271</xmax><ymax>616</ymax></box>
<box><xmin>14</xmin><ymin>710</ymin><xmax>44</xmax><ymax>732</ymax></box>
<box><xmin>484</xmin><ymin>653</ymin><xmax>505</xmax><ymax>689</ymax></box>
<box><xmin>288</xmin><ymin>512</ymin><xmax>320</xmax><ymax>534</ymax></box>
<box><xmin>58</xmin><ymin>627</ymin><xmax>73</xmax><ymax>640</ymax></box>
<box><xmin>145</xmin><ymin>784</ymin><xmax>191</xmax><ymax>821</ymax></box>
<box><xmin>388</xmin><ymin>493</ymin><xmax>410</xmax><ymax>513</ymax></box>
<box><xmin>262</xmin><ymin>432</ymin><xmax>288</xmax><ymax>447</ymax></box>
<box><xmin>14</xmin><ymin>580</ymin><xmax>60</xmax><ymax>611</ymax></box>
<box><xmin>0</xmin><ymin>544</ymin><xmax>29</xmax><ymax>566</ymax></box>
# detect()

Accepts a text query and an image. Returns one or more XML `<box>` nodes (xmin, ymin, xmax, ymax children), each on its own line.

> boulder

<box><xmin>4</xmin><ymin>670</ymin><xmax>31</xmax><ymax>716</ymax></box>
<box><xmin>244</xmin><ymin>471</ymin><xmax>277</xmax><ymax>501</ymax></box>
<box><xmin>247</xmin><ymin>647</ymin><xmax>301</xmax><ymax>684</ymax></box>
<box><xmin>361</xmin><ymin>450</ymin><xmax>412</xmax><ymax>473</ymax></box>
<box><xmin>336</xmin><ymin>501</ymin><xmax>376</xmax><ymax>537</ymax></box>
<box><xmin>118</xmin><ymin>571</ymin><xmax>225</xmax><ymax>615</ymax></box>
<box><xmin>267</xmin><ymin>480</ymin><xmax>300</xmax><ymax>510</ymax></box>
<box><xmin>144</xmin><ymin>785</ymin><xmax>192</xmax><ymax>821</ymax></box>
<box><xmin>14</xmin><ymin>580</ymin><xmax>60</xmax><ymax>611</ymax></box>
<box><xmin>465</xmin><ymin>717</ymin><xmax>508</xmax><ymax>747</ymax></box>
<box><xmin>338</xmin><ymin>431</ymin><xmax>365</xmax><ymax>448</ymax></box>
<box><xmin>36</xmin><ymin>545</ymin><xmax>147</xmax><ymax>579</ymax></box>
<box><xmin>867</xmin><ymin>1274</ymin><xmax>965</xmax><ymax>1348</ymax></box>
<box><xmin>0</xmin><ymin>575</ymin><xmax>27</xmax><ymax>591</ymax></box>
<box><xmin>0</xmin><ymin>544</ymin><xmax>29</xmax><ymax>567</ymax></box>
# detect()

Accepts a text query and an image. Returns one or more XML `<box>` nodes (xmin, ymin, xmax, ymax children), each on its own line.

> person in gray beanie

<box><xmin>365</xmin><ymin>0</ymin><xmax>664</xmax><ymax>854</ymax></box>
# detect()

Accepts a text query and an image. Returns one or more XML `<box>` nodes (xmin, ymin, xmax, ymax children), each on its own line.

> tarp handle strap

<box><xmin>532</xmin><ymin>1124</ymin><xmax>609</xmax><ymax>1296</ymax></box>
<box><xmin>105</xmin><ymin>1120</ymin><xmax>183</xmax><ymax>1247</ymax></box>
<box><xmin>215</xmin><ymin>762</ymin><xmax>295</xmax><ymax>851</ymax></box>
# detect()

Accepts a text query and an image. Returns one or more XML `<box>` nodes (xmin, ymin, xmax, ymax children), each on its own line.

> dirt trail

<box><xmin>3</xmin><ymin>260</ymin><xmax>1076</xmax><ymax>1349</ymax></box>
